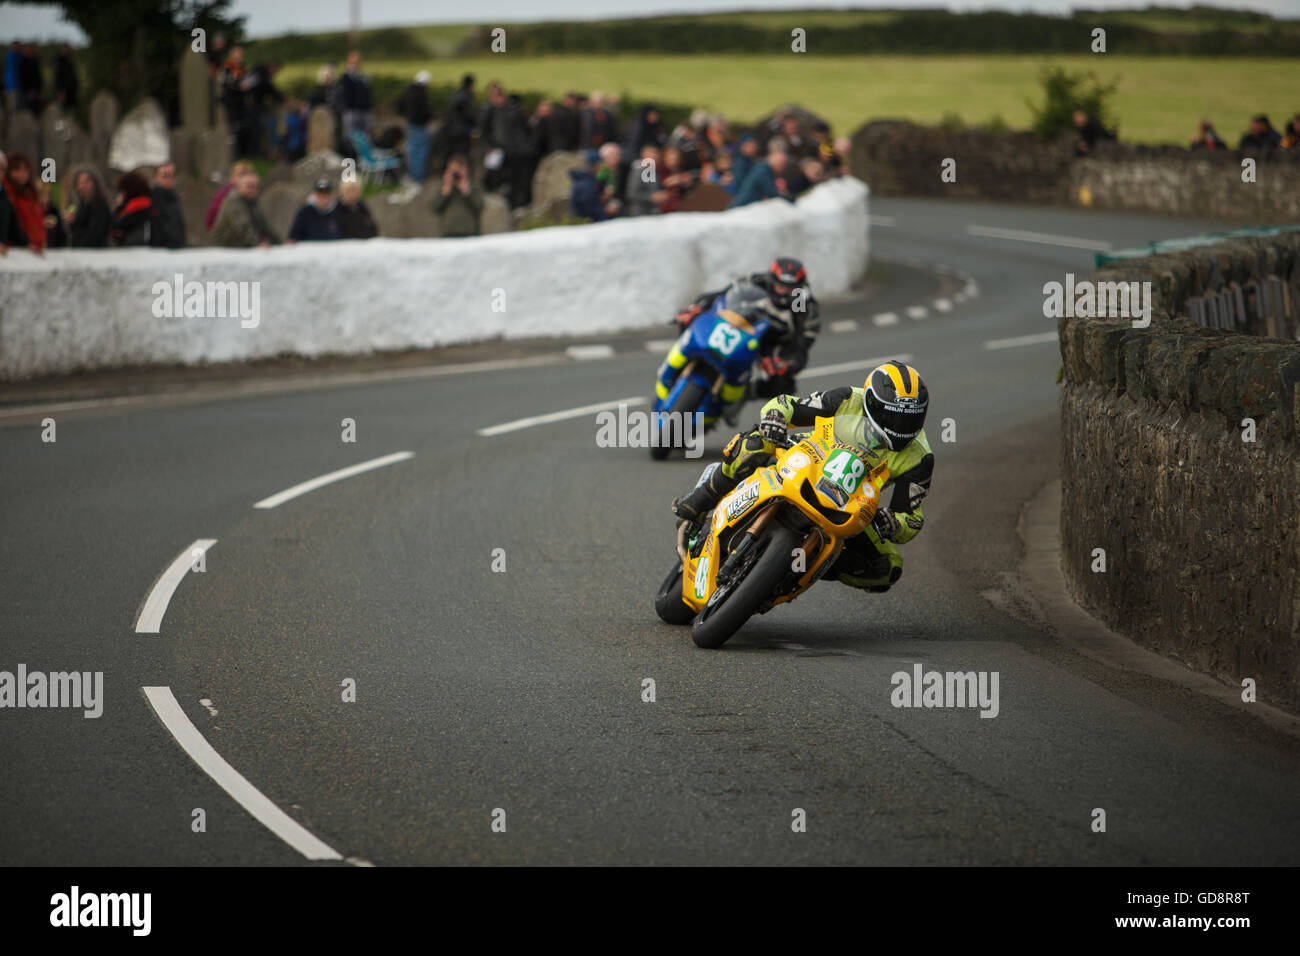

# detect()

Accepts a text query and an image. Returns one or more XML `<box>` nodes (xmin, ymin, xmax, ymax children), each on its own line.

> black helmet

<box><xmin>723</xmin><ymin>281</ymin><xmax>773</xmax><ymax>324</ymax></box>
<box><xmin>767</xmin><ymin>256</ymin><xmax>808</xmax><ymax>311</ymax></box>
<box><xmin>863</xmin><ymin>361</ymin><xmax>928</xmax><ymax>451</ymax></box>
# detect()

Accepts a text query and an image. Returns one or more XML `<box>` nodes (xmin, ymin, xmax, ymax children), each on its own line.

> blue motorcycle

<box><xmin>651</xmin><ymin>283</ymin><xmax>772</xmax><ymax>460</ymax></box>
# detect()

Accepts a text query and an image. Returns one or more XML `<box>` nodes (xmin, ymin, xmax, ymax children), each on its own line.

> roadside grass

<box><xmin>278</xmin><ymin>55</ymin><xmax>1298</xmax><ymax>145</ymax></box>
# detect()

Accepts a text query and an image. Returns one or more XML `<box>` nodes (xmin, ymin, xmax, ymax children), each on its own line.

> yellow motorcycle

<box><xmin>655</xmin><ymin>413</ymin><xmax>891</xmax><ymax>648</ymax></box>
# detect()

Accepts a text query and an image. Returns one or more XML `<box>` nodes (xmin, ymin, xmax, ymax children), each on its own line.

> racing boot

<box><xmin>672</xmin><ymin>464</ymin><xmax>737</xmax><ymax>523</ymax></box>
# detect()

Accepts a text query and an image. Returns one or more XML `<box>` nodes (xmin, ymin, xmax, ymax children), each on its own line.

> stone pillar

<box><xmin>89</xmin><ymin>90</ymin><xmax>120</xmax><ymax>169</ymax></box>
<box><xmin>307</xmin><ymin>105</ymin><xmax>337</xmax><ymax>155</ymax></box>
<box><xmin>179</xmin><ymin>51</ymin><xmax>211</xmax><ymax>131</ymax></box>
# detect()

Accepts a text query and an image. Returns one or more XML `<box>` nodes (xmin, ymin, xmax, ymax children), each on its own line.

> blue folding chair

<box><xmin>349</xmin><ymin>129</ymin><xmax>403</xmax><ymax>185</ymax></box>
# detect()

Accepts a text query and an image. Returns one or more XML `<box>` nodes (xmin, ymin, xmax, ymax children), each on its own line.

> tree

<box><xmin>12</xmin><ymin>1</ymin><xmax>244</xmax><ymax>123</ymax></box>
<box><xmin>1028</xmin><ymin>67</ymin><xmax>1119</xmax><ymax>141</ymax></box>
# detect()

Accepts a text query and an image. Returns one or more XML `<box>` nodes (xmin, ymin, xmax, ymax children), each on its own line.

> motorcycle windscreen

<box><xmin>831</xmin><ymin>412</ymin><xmax>888</xmax><ymax>459</ymax></box>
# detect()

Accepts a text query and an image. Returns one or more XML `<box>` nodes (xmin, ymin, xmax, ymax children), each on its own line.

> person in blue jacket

<box><xmin>287</xmin><ymin>178</ymin><xmax>341</xmax><ymax>242</ymax></box>
<box><xmin>569</xmin><ymin>149</ymin><xmax>609</xmax><ymax>222</ymax></box>
<box><xmin>730</xmin><ymin>145</ymin><xmax>792</xmax><ymax>208</ymax></box>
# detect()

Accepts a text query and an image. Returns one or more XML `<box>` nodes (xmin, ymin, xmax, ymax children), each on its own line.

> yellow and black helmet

<box><xmin>863</xmin><ymin>361</ymin><xmax>928</xmax><ymax>451</ymax></box>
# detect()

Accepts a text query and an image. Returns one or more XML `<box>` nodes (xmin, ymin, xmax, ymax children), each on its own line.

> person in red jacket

<box><xmin>2</xmin><ymin>152</ymin><xmax>46</xmax><ymax>254</ymax></box>
<box><xmin>109</xmin><ymin>171</ymin><xmax>154</xmax><ymax>246</ymax></box>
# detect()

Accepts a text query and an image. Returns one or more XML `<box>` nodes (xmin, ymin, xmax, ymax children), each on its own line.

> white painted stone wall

<box><xmin>0</xmin><ymin>178</ymin><xmax>869</xmax><ymax>380</ymax></box>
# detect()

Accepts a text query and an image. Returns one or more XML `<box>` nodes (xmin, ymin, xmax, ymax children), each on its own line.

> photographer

<box><xmin>432</xmin><ymin>154</ymin><xmax>483</xmax><ymax>238</ymax></box>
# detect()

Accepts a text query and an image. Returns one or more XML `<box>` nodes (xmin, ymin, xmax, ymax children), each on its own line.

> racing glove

<box><xmin>872</xmin><ymin>508</ymin><xmax>901</xmax><ymax>541</ymax></box>
<box><xmin>674</xmin><ymin>304</ymin><xmax>703</xmax><ymax>326</ymax></box>
<box><xmin>757</xmin><ymin>410</ymin><xmax>788</xmax><ymax>445</ymax></box>
<box><xmin>760</xmin><ymin>355</ymin><xmax>789</xmax><ymax>377</ymax></box>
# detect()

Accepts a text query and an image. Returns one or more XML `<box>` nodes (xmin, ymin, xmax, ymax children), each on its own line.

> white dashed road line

<box><xmin>644</xmin><ymin>339</ymin><xmax>678</xmax><ymax>352</ymax></box>
<box><xmin>872</xmin><ymin>311</ymin><xmax>899</xmax><ymax>327</ymax></box>
<box><xmin>566</xmin><ymin>344</ymin><xmax>617</xmax><ymax>361</ymax></box>
<box><xmin>143</xmin><ymin>686</ymin><xmax>343</xmax><ymax>862</ymax></box>
<box><xmin>478</xmin><ymin>396</ymin><xmax>646</xmax><ymax>437</ymax></box>
<box><xmin>135</xmin><ymin>539</ymin><xmax>217</xmax><ymax>634</ymax></box>
<box><xmin>906</xmin><ymin>306</ymin><xmax>929</xmax><ymax>320</ymax></box>
<box><xmin>253</xmin><ymin>451</ymin><xmax>415</xmax><ymax>509</ymax></box>
<box><xmin>966</xmin><ymin>224</ymin><xmax>1113</xmax><ymax>252</ymax></box>
<box><xmin>984</xmin><ymin>332</ymin><xmax>1060</xmax><ymax>350</ymax></box>
<box><xmin>932</xmin><ymin>298</ymin><xmax>953</xmax><ymax>313</ymax></box>
<box><xmin>830</xmin><ymin>319</ymin><xmax>859</xmax><ymax>333</ymax></box>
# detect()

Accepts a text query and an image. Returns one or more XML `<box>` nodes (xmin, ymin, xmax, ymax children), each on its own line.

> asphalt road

<box><xmin>4</xmin><ymin>196</ymin><xmax>1298</xmax><ymax>866</ymax></box>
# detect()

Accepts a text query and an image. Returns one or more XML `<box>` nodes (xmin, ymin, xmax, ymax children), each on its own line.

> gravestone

<box><xmin>89</xmin><ymin>90</ymin><xmax>119</xmax><ymax>167</ymax></box>
<box><xmin>178</xmin><ymin>52</ymin><xmax>211</xmax><ymax>131</ymax></box>
<box><xmin>196</xmin><ymin>104</ymin><xmax>232</xmax><ymax>183</ymax></box>
<box><xmin>39</xmin><ymin>105</ymin><xmax>91</xmax><ymax>185</ymax></box>
<box><xmin>177</xmin><ymin>177</ymin><xmax>215</xmax><ymax>246</ymax></box>
<box><xmin>258</xmin><ymin>182</ymin><xmax>303</xmax><ymax>239</ymax></box>
<box><xmin>292</xmin><ymin>149</ymin><xmax>344</xmax><ymax>191</ymax></box>
<box><xmin>64</xmin><ymin>120</ymin><xmax>94</xmax><ymax>170</ymax></box>
<box><xmin>6</xmin><ymin>110</ymin><xmax>40</xmax><ymax>168</ymax></box>
<box><xmin>480</xmin><ymin>193</ymin><xmax>510</xmax><ymax>234</ymax></box>
<box><xmin>307</xmin><ymin>106</ymin><xmax>336</xmax><ymax>155</ymax></box>
<box><xmin>39</xmin><ymin>103</ymin><xmax>62</xmax><ymax>161</ymax></box>
<box><xmin>529</xmin><ymin>150</ymin><xmax>584</xmax><ymax>219</ymax></box>
<box><xmin>169</xmin><ymin>129</ymin><xmax>196</xmax><ymax>177</ymax></box>
<box><xmin>108</xmin><ymin>98</ymin><xmax>170</xmax><ymax>172</ymax></box>
<box><xmin>372</xmin><ymin>190</ymin><xmax>439</xmax><ymax>238</ymax></box>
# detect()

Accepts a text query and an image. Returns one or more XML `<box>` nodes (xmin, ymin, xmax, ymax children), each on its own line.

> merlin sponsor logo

<box><xmin>595</xmin><ymin>403</ymin><xmax>704</xmax><ymax>458</ymax></box>
<box><xmin>723</xmin><ymin>480</ymin><xmax>760</xmax><ymax>520</ymax></box>
<box><xmin>152</xmin><ymin>272</ymin><xmax>261</xmax><ymax>328</ymax></box>
<box><xmin>50</xmin><ymin>886</ymin><xmax>151</xmax><ymax>936</ymax></box>
<box><xmin>0</xmin><ymin>665</ymin><xmax>103</xmax><ymax>718</ymax></box>
<box><xmin>1042</xmin><ymin>273</ymin><xmax>1152</xmax><ymax>328</ymax></box>
<box><xmin>890</xmin><ymin>663</ymin><xmax>999</xmax><ymax>718</ymax></box>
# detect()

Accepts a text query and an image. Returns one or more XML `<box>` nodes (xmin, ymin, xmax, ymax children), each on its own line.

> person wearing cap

<box><xmin>399</xmin><ymin>70</ymin><xmax>434</xmax><ymax>183</ymax></box>
<box><xmin>568</xmin><ymin>148</ymin><xmax>608</xmax><ymax>222</ymax></box>
<box><xmin>287</xmin><ymin>178</ymin><xmax>342</xmax><ymax>242</ymax></box>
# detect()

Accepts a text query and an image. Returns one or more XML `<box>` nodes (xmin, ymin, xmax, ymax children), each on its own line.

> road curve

<box><xmin>3</xmin><ymin>197</ymin><xmax>1298</xmax><ymax>866</ymax></box>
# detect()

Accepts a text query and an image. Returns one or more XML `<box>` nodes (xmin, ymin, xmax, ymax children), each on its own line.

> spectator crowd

<box><xmin>1071</xmin><ymin>107</ymin><xmax>1300</xmax><ymax>158</ymax></box>
<box><xmin>3</xmin><ymin>38</ymin><xmax>1298</xmax><ymax>256</ymax></box>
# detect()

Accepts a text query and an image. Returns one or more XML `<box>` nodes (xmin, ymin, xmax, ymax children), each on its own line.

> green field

<box><xmin>279</xmin><ymin>55</ymin><xmax>1297</xmax><ymax>145</ymax></box>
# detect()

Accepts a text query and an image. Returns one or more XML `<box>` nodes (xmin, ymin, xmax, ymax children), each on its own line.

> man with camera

<box><xmin>432</xmin><ymin>154</ymin><xmax>485</xmax><ymax>238</ymax></box>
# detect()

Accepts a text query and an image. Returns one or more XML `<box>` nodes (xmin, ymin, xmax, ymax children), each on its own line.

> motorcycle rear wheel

<box><xmin>654</xmin><ymin>559</ymin><xmax>697</xmax><ymax>625</ymax></box>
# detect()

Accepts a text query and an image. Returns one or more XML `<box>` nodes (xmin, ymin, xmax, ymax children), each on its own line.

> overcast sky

<box><xmin>3</xmin><ymin>0</ymin><xmax>1296</xmax><ymax>43</ymax></box>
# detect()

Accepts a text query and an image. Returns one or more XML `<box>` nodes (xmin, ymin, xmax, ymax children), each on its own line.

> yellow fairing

<box><xmin>680</xmin><ymin>416</ymin><xmax>890</xmax><ymax>612</ymax></box>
